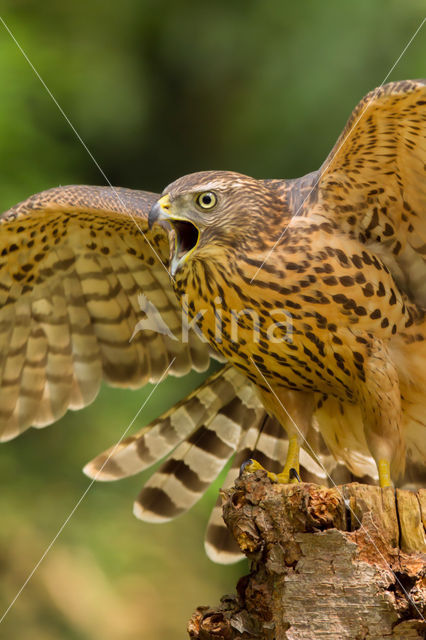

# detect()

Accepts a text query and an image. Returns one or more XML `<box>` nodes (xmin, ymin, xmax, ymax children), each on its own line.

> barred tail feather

<box><xmin>204</xmin><ymin>414</ymin><xmax>266</xmax><ymax>564</ymax></box>
<box><xmin>133</xmin><ymin>380</ymin><xmax>265</xmax><ymax>522</ymax></box>
<box><xmin>83</xmin><ymin>365</ymin><xmax>244</xmax><ymax>481</ymax></box>
<box><xmin>86</xmin><ymin>362</ymin><xmax>412</xmax><ymax>565</ymax></box>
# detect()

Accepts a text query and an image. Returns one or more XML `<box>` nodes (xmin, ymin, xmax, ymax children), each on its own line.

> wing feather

<box><xmin>316</xmin><ymin>79</ymin><xmax>426</xmax><ymax>305</ymax></box>
<box><xmin>0</xmin><ymin>185</ymin><xmax>217</xmax><ymax>440</ymax></box>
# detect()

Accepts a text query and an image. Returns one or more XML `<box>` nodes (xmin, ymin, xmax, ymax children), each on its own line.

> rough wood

<box><xmin>188</xmin><ymin>473</ymin><xmax>426</xmax><ymax>640</ymax></box>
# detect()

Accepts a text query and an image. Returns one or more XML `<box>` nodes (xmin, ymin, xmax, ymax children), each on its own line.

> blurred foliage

<box><xmin>0</xmin><ymin>1</ymin><xmax>424</xmax><ymax>638</ymax></box>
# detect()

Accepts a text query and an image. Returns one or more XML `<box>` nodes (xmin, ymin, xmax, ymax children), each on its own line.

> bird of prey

<box><xmin>0</xmin><ymin>80</ymin><xmax>424</xmax><ymax>563</ymax></box>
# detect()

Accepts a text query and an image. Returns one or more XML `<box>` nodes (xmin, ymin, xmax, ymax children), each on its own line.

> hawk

<box><xmin>0</xmin><ymin>80</ymin><xmax>424</xmax><ymax>563</ymax></box>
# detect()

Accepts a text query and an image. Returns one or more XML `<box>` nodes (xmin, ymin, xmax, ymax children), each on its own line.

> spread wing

<box><xmin>316</xmin><ymin>79</ymin><xmax>426</xmax><ymax>305</ymax></box>
<box><xmin>0</xmin><ymin>185</ymin><xmax>216</xmax><ymax>441</ymax></box>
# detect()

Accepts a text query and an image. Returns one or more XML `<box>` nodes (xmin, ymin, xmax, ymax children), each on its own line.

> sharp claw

<box><xmin>239</xmin><ymin>459</ymin><xmax>254</xmax><ymax>477</ymax></box>
<box><xmin>289</xmin><ymin>467</ymin><xmax>301</xmax><ymax>482</ymax></box>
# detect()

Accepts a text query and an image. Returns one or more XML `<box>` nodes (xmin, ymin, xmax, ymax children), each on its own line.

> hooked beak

<box><xmin>148</xmin><ymin>194</ymin><xmax>172</xmax><ymax>228</ymax></box>
<box><xmin>149</xmin><ymin>195</ymin><xmax>200</xmax><ymax>277</ymax></box>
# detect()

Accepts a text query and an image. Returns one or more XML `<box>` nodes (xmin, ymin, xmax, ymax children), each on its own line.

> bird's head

<box><xmin>149</xmin><ymin>170</ymin><xmax>279</xmax><ymax>277</ymax></box>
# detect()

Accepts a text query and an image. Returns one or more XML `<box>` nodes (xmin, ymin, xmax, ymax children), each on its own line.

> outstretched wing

<box><xmin>316</xmin><ymin>79</ymin><xmax>426</xmax><ymax>305</ymax></box>
<box><xmin>0</xmin><ymin>185</ymin><xmax>216</xmax><ymax>441</ymax></box>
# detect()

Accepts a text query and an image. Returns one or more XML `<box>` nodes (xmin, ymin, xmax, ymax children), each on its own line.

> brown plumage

<box><xmin>0</xmin><ymin>80</ymin><xmax>424</xmax><ymax>562</ymax></box>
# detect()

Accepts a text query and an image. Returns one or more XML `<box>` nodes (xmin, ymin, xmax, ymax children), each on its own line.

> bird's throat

<box><xmin>170</xmin><ymin>220</ymin><xmax>200</xmax><ymax>276</ymax></box>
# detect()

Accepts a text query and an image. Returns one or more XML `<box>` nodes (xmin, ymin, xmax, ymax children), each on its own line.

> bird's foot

<box><xmin>240</xmin><ymin>459</ymin><xmax>301</xmax><ymax>484</ymax></box>
<box><xmin>274</xmin><ymin>461</ymin><xmax>301</xmax><ymax>484</ymax></box>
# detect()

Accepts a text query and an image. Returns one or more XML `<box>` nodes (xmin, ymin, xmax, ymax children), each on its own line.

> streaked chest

<box><xmin>174</xmin><ymin>231</ymin><xmax>409</xmax><ymax>398</ymax></box>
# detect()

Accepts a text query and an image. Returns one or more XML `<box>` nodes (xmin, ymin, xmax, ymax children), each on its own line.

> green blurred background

<box><xmin>0</xmin><ymin>1</ymin><xmax>424</xmax><ymax>638</ymax></box>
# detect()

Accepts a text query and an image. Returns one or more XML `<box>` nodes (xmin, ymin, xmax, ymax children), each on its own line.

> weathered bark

<box><xmin>188</xmin><ymin>472</ymin><xmax>426</xmax><ymax>640</ymax></box>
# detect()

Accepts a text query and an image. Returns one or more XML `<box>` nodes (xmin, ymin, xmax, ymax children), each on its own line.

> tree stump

<box><xmin>188</xmin><ymin>472</ymin><xmax>426</xmax><ymax>640</ymax></box>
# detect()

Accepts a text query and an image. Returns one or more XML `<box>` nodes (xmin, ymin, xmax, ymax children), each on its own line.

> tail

<box><xmin>85</xmin><ymin>365</ymin><xmax>340</xmax><ymax>564</ymax></box>
<box><xmin>86</xmin><ymin>350</ymin><xmax>423</xmax><ymax>563</ymax></box>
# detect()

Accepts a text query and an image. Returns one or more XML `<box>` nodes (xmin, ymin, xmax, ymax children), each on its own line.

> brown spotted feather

<box><xmin>0</xmin><ymin>185</ymin><xmax>216</xmax><ymax>440</ymax></box>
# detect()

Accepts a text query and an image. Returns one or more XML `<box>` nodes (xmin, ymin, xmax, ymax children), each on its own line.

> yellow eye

<box><xmin>196</xmin><ymin>191</ymin><xmax>217</xmax><ymax>210</ymax></box>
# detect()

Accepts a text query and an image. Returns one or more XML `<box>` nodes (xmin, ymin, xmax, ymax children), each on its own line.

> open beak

<box><xmin>149</xmin><ymin>195</ymin><xmax>200</xmax><ymax>277</ymax></box>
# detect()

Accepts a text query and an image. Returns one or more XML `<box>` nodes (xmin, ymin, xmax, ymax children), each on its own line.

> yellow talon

<box><xmin>242</xmin><ymin>459</ymin><xmax>265</xmax><ymax>474</ymax></box>
<box><xmin>242</xmin><ymin>436</ymin><xmax>301</xmax><ymax>484</ymax></box>
<box><xmin>378</xmin><ymin>459</ymin><xmax>393</xmax><ymax>488</ymax></box>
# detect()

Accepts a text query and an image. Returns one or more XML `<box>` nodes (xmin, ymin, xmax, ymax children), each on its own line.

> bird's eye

<box><xmin>196</xmin><ymin>191</ymin><xmax>217</xmax><ymax>210</ymax></box>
